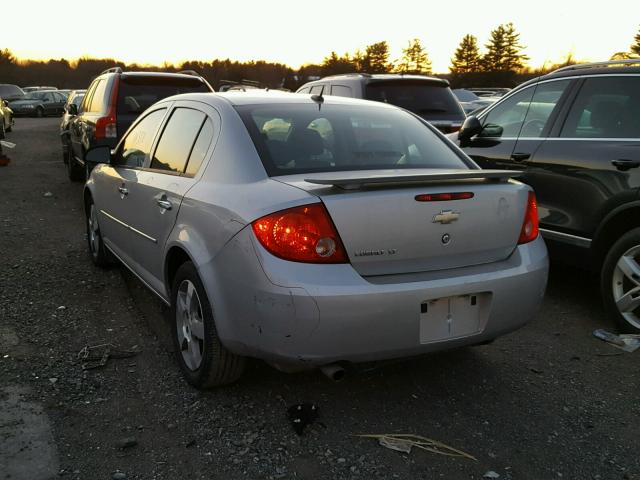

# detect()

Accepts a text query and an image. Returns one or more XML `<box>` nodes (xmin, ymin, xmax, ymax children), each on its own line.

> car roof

<box><xmin>310</xmin><ymin>73</ymin><xmax>449</xmax><ymax>86</ymax></box>
<box><xmin>157</xmin><ymin>91</ymin><xmax>403</xmax><ymax>109</ymax></box>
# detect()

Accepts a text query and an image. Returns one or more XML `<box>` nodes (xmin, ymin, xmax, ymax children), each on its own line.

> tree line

<box><xmin>1</xmin><ymin>24</ymin><xmax>639</xmax><ymax>91</ymax></box>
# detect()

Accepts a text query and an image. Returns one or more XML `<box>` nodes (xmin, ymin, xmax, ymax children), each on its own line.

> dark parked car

<box><xmin>0</xmin><ymin>84</ymin><xmax>25</xmax><ymax>102</ymax></box>
<box><xmin>23</xmin><ymin>86</ymin><xmax>58</xmax><ymax>93</ymax></box>
<box><xmin>66</xmin><ymin>67</ymin><xmax>213</xmax><ymax>181</ymax></box>
<box><xmin>60</xmin><ymin>90</ymin><xmax>86</xmax><ymax>162</ymax></box>
<box><xmin>297</xmin><ymin>74</ymin><xmax>466</xmax><ymax>133</ymax></box>
<box><xmin>451</xmin><ymin>59</ymin><xmax>640</xmax><ymax>332</ymax></box>
<box><xmin>9</xmin><ymin>90</ymin><xmax>67</xmax><ymax>117</ymax></box>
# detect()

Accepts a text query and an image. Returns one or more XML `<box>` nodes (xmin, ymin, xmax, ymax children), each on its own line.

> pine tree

<box><xmin>397</xmin><ymin>39</ymin><xmax>432</xmax><ymax>74</ymax></box>
<box><xmin>362</xmin><ymin>41</ymin><xmax>392</xmax><ymax>73</ymax></box>
<box><xmin>450</xmin><ymin>34</ymin><xmax>481</xmax><ymax>74</ymax></box>
<box><xmin>631</xmin><ymin>26</ymin><xmax>640</xmax><ymax>56</ymax></box>
<box><xmin>321</xmin><ymin>51</ymin><xmax>356</xmax><ymax>75</ymax></box>
<box><xmin>482</xmin><ymin>23</ymin><xmax>528</xmax><ymax>72</ymax></box>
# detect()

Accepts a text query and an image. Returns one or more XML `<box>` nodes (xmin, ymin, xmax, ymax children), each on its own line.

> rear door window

<box><xmin>560</xmin><ymin>76</ymin><xmax>640</xmax><ymax>139</ymax></box>
<box><xmin>330</xmin><ymin>85</ymin><xmax>352</xmax><ymax>97</ymax></box>
<box><xmin>185</xmin><ymin>118</ymin><xmax>214</xmax><ymax>176</ymax></box>
<box><xmin>89</xmin><ymin>79</ymin><xmax>107</xmax><ymax>113</ymax></box>
<box><xmin>150</xmin><ymin>108</ymin><xmax>206</xmax><ymax>173</ymax></box>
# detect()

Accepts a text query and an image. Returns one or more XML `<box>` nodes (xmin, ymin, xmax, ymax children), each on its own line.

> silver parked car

<box><xmin>83</xmin><ymin>92</ymin><xmax>548</xmax><ymax>388</ymax></box>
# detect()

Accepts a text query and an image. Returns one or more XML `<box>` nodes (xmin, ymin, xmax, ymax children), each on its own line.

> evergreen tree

<box><xmin>631</xmin><ymin>26</ymin><xmax>640</xmax><ymax>56</ymax></box>
<box><xmin>482</xmin><ymin>23</ymin><xmax>528</xmax><ymax>72</ymax></box>
<box><xmin>362</xmin><ymin>41</ymin><xmax>392</xmax><ymax>73</ymax></box>
<box><xmin>397</xmin><ymin>38</ymin><xmax>432</xmax><ymax>74</ymax></box>
<box><xmin>321</xmin><ymin>51</ymin><xmax>356</xmax><ymax>75</ymax></box>
<box><xmin>450</xmin><ymin>34</ymin><xmax>481</xmax><ymax>74</ymax></box>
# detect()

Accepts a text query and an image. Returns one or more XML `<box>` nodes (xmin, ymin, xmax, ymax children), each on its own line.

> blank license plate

<box><xmin>419</xmin><ymin>294</ymin><xmax>484</xmax><ymax>343</ymax></box>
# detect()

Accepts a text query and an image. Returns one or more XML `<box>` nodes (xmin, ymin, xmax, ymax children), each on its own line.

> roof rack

<box><xmin>552</xmin><ymin>58</ymin><xmax>640</xmax><ymax>74</ymax></box>
<box><xmin>177</xmin><ymin>70</ymin><xmax>202</xmax><ymax>77</ymax></box>
<box><xmin>99</xmin><ymin>67</ymin><xmax>123</xmax><ymax>75</ymax></box>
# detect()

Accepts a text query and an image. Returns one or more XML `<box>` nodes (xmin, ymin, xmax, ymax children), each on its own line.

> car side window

<box><xmin>43</xmin><ymin>93</ymin><xmax>53</xmax><ymax>103</ymax></box>
<box><xmin>185</xmin><ymin>117</ymin><xmax>214</xmax><ymax>176</ymax></box>
<box><xmin>114</xmin><ymin>109</ymin><xmax>166</xmax><ymax>168</ymax></box>
<box><xmin>89</xmin><ymin>80</ymin><xmax>107</xmax><ymax>113</ymax></box>
<box><xmin>479</xmin><ymin>86</ymin><xmax>535</xmax><ymax>138</ymax></box>
<box><xmin>150</xmin><ymin>108</ymin><xmax>205</xmax><ymax>173</ymax></box>
<box><xmin>297</xmin><ymin>87</ymin><xmax>310</xmax><ymax>94</ymax></box>
<box><xmin>560</xmin><ymin>76</ymin><xmax>640</xmax><ymax>139</ymax></box>
<box><xmin>330</xmin><ymin>85</ymin><xmax>352</xmax><ymax>97</ymax></box>
<box><xmin>310</xmin><ymin>85</ymin><xmax>327</xmax><ymax>94</ymax></box>
<box><xmin>80</xmin><ymin>82</ymin><xmax>97</xmax><ymax>113</ymax></box>
<box><xmin>519</xmin><ymin>80</ymin><xmax>571</xmax><ymax>138</ymax></box>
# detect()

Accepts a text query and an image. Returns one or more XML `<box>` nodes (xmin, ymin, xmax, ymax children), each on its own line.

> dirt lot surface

<box><xmin>1</xmin><ymin>118</ymin><xmax>639</xmax><ymax>480</ymax></box>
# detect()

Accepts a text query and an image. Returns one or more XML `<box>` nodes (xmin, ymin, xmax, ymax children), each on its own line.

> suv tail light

<box><xmin>95</xmin><ymin>81</ymin><xmax>119</xmax><ymax>140</ymax></box>
<box><xmin>518</xmin><ymin>191</ymin><xmax>539</xmax><ymax>244</ymax></box>
<box><xmin>252</xmin><ymin>203</ymin><xmax>348</xmax><ymax>263</ymax></box>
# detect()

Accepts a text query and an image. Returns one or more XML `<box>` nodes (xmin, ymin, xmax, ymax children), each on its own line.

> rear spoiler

<box><xmin>304</xmin><ymin>169</ymin><xmax>522</xmax><ymax>190</ymax></box>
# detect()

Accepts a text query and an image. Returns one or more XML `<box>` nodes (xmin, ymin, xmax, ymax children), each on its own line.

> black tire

<box><xmin>86</xmin><ymin>199</ymin><xmax>110</xmax><ymax>268</ymax></box>
<box><xmin>170</xmin><ymin>261</ymin><xmax>245</xmax><ymax>388</ymax></box>
<box><xmin>35</xmin><ymin>107</ymin><xmax>44</xmax><ymax>118</ymax></box>
<box><xmin>601</xmin><ymin>227</ymin><xmax>640</xmax><ymax>333</ymax></box>
<box><xmin>67</xmin><ymin>149</ymin><xmax>84</xmax><ymax>182</ymax></box>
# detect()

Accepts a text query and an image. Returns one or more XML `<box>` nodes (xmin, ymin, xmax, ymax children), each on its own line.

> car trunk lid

<box><xmin>274</xmin><ymin>169</ymin><xmax>529</xmax><ymax>276</ymax></box>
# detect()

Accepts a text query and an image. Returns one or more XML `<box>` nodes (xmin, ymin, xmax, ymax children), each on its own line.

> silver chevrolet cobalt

<box><xmin>83</xmin><ymin>91</ymin><xmax>548</xmax><ymax>388</ymax></box>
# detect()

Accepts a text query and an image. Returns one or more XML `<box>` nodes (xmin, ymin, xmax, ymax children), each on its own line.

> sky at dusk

<box><xmin>3</xmin><ymin>0</ymin><xmax>639</xmax><ymax>72</ymax></box>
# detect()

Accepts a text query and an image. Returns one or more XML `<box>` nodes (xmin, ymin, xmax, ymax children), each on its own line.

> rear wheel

<box><xmin>170</xmin><ymin>261</ymin><xmax>245</xmax><ymax>388</ymax></box>
<box><xmin>601</xmin><ymin>228</ymin><xmax>640</xmax><ymax>332</ymax></box>
<box><xmin>86</xmin><ymin>200</ymin><xmax>110</xmax><ymax>268</ymax></box>
<box><xmin>35</xmin><ymin>107</ymin><xmax>44</xmax><ymax>118</ymax></box>
<box><xmin>67</xmin><ymin>149</ymin><xmax>84</xmax><ymax>182</ymax></box>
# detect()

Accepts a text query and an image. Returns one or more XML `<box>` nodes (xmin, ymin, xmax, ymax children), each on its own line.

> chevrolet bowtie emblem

<box><xmin>432</xmin><ymin>210</ymin><xmax>460</xmax><ymax>224</ymax></box>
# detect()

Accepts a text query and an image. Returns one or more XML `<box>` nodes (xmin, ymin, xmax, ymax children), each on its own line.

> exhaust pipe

<box><xmin>320</xmin><ymin>363</ymin><xmax>345</xmax><ymax>382</ymax></box>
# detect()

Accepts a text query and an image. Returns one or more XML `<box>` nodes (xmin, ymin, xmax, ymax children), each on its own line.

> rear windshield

<box><xmin>117</xmin><ymin>77</ymin><xmax>210</xmax><ymax>115</ymax></box>
<box><xmin>236</xmin><ymin>103</ymin><xmax>469</xmax><ymax>176</ymax></box>
<box><xmin>365</xmin><ymin>81</ymin><xmax>464</xmax><ymax>120</ymax></box>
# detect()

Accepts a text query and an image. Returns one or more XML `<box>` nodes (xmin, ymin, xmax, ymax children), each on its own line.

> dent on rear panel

<box><xmin>219</xmin><ymin>228</ymin><xmax>320</xmax><ymax>340</ymax></box>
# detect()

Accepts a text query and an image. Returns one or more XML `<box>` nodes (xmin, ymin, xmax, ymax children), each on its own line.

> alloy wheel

<box><xmin>612</xmin><ymin>245</ymin><xmax>640</xmax><ymax>329</ymax></box>
<box><xmin>176</xmin><ymin>279</ymin><xmax>206</xmax><ymax>371</ymax></box>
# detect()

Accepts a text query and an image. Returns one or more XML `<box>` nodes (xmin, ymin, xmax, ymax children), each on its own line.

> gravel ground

<box><xmin>1</xmin><ymin>118</ymin><xmax>639</xmax><ymax>480</ymax></box>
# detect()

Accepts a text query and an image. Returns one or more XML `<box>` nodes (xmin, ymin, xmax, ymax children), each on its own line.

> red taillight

<box><xmin>95</xmin><ymin>81</ymin><xmax>118</xmax><ymax>140</ymax></box>
<box><xmin>518</xmin><ymin>191</ymin><xmax>539</xmax><ymax>244</ymax></box>
<box><xmin>252</xmin><ymin>203</ymin><xmax>348</xmax><ymax>263</ymax></box>
<box><xmin>415</xmin><ymin>192</ymin><xmax>474</xmax><ymax>202</ymax></box>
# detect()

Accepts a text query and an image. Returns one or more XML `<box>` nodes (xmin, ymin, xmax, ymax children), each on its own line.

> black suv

<box><xmin>452</xmin><ymin>59</ymin><xmax>640</xmax><ymax>332</ymax></box>
<box><xmin>297</xmin><ymin>74</ymin><xmax>466</xmax><ymax>133</ymax></box>
<box><xmin>66</xmin><ymin>68</ymin><xmax>213</xmax><ymax>181</ymax></box>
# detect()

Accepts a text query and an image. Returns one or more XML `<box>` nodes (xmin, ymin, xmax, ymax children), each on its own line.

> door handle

<box><xmin>157</xmin><ymin>199</ymin><xmax>172</xmax><ymax>210</ymax></box>
<box><xmin>118</xmin><ymin>186</ymin><xmax>128</xmax><ymax>195</ymax></box>
<box><xmin>611</xmin><ymin>159</ymin><xmax>640</xmax><ymax>171</ymax></box>
<box><xmin>510</xmin><ymin>152</ymin><xmax>531</xmax><ymax>162</ymax></box>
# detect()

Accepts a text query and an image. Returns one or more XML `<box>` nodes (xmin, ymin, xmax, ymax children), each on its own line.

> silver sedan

<box><xmin>83</xmin><ymin>92</ymin><xmax>548</xmax><ymax>388</ymax></box>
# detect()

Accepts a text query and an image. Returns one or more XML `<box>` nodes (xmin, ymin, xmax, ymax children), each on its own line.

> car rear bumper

<box><xmin>202</xmin><ymin>228</ymin><xmax>548</xmax><ymax>367</ymax></box>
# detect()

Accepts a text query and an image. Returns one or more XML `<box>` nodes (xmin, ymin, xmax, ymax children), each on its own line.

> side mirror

<box><xmin>458</xmin><ymin>115</ymin><xmax>483</xmax><ymax>143</ymax></box>
<box><xmin>84</xmin><ymin>146</ymin><xmax>111</xmax><ymax>165</ymax></box>
<box><xmin>67</xmin><ymin>103</ymin><xmax>78</xmax><ymax>115</ymax></box>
